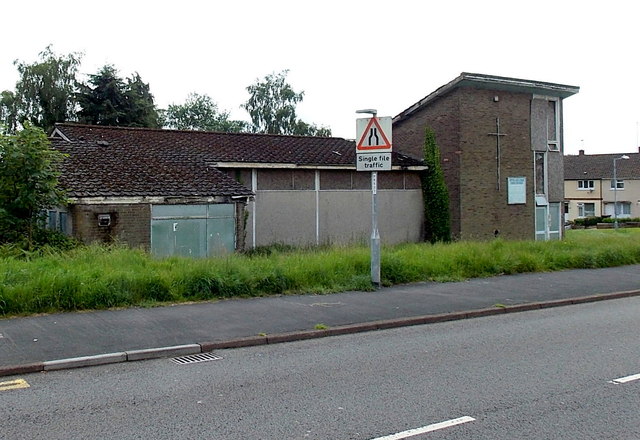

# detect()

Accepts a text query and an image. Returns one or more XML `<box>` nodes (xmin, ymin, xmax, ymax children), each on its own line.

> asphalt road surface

<box><xmin>2</xmin><ymin>297</ymin><xmax>639</xmax><ymax>439</ymax></box>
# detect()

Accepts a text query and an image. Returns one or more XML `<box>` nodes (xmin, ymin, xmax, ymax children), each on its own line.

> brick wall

<box><xmin>393</xmin><ymin>90</ymin><xmax>462</xmax><ymax>237</ymax></box>
<box><xmin>70</xmin><ymin>204</ymin><xmax>151</xmax><ymax>249</ymax></box>
<box><xmin>235</xmin><ymin>200</ymin><xmax>248</xmax><ymax>252</ymax></box>
<box><xmin>459</xmin><ymin>89</ymin><xmax>534</xmax><ymax>240</ymax></box>
<box><xmin>394</xmin><ymin>87</ymin><xmax>537</xmax><ymax>240</ymax></box>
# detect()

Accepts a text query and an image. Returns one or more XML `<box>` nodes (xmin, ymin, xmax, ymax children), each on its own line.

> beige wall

<box><xmin>564</xmin><ymin>179</ymin><xmax>604</xmax><ymax>221</ymax></box>
<box><xmin>602</xmin><ymin>178</ymin><xmax>640</xmax><ymax>203</ymax></box>
<box><xmin>247</xmin><ymin>189</ymin><xmax>424</xmax><ymax>247</ymax></box>
<box><xmin>614</xmin><ymin>179</ymin><xmax>640</xmax><ymax>218</ymax></box>
<box><xmin>565</xmin><ymin>178</ymin><xmax>640</xmax><ymax>221</ymax></box>
<box><xmin>251</xmin><ymin>191</ymin><xmax>317</xmax><ymax>246</ymax></box>
<box><xmin>319</xmin><ymin>190</ymin><xmax>424</xmax><ymax>245</ymax></box>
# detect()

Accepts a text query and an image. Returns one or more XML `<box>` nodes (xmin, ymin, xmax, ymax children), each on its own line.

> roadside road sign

<box><xmin>356</xmin><ymin>116</ymin><xmax>392</xmax><ymax>171</ymax></box>
<box><xmin>356</xmin><ymin>116</ymin><xmax>392</xmax><ymax>151</ymax></box>
<box><xmin>357</xmin><ymin>152</ymin><xmax>391</xmax><ymax>171</ymax></box>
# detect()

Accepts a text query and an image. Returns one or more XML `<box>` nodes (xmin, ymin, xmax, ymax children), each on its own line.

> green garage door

<box><xmin>151</xmin><ymin>204</ymin><xmax>235</xmax><ymax>257</ymax></box>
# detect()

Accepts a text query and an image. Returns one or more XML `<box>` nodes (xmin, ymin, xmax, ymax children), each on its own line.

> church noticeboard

<box><xmin>507</xmin><ymin>177</ymin><xmax>526</xmax><ymax>204</ymax></box>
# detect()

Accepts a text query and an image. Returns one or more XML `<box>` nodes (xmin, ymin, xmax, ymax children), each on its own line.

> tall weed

<box><xmin>0</xmin><ymin>229</ymin><xmax>638</xmax><ymax>317</ymax></box>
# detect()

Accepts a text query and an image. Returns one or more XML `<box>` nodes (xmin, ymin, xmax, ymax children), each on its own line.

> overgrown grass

<box><xmin>0</xmin><ymin>229</ymin><xmax>639</xmax><ymax>317</ymax></box>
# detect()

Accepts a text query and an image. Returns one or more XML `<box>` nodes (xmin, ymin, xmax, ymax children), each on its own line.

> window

<box><xmin>47</xmin><ymin>210</ymin><xmax>57</xmax><ymax>229</ymax></box>
<box><xmin>58</xmin><ymin>212</ymin><xmax>68</xmax><ymax>233</ymax></box>
<box><xmin>577</xmin><ymin>180</ymin><xmax>594</xmax><ymax>190</ymax></box>
<box><xmin>535</xmin><ymin>151</ymin><xmax>546</xmax><ymax>195</ymax></box>
<box><xmin>44</xmin><ymin>210</ymin><xmax>69</xmax><ymax>234</ymax></box>
<box><xmin>612</xmin><ymin>203</ymin><xmax>631</xmax><ymax>216</ymax></box>
<box><xmin>547</xmin><ymin>100</ymin><xmax>559</xmax><ymax>151</ymax></box>
<box><xmin>577</xmin><ymin>203</ymin><xmax>595</xmax><ymax>217</ymax></box>
<box><xmin>610</xmin><ymin>179</ymin><xmax>625</xmax><ymax>190</ymax></box>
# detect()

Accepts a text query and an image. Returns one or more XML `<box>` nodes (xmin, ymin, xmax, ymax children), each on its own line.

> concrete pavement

<box><xmin>1</xmin><ymin>265</ymin><xmax>639</xmax><ymax>376</ymax></box>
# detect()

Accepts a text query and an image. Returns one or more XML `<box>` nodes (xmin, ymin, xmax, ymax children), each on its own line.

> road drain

<box><xmin>172</xmin><ymin>352</ymin><xmax>223</xmax><ymax>365</ymax></box>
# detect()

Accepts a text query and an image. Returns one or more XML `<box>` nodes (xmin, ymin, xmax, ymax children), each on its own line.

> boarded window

<box><xmin>320</xmin><ymin>170</ymin><xmax>352</xmax><ymax>190</ymax></box>
<box><xmin>535</xmin><ymin>152</ymin><xmax>546</xmax><ymax>195</ymax></box>
<box><xmin>378</xmin><ymin>171</ymin><xmax>405</xmax><ymax>189</ymax></box>
<box><xmin>547</xmin><ymin>101</ymin><xmax>557</xmax><ymax>142</ymax></box>
<box><xmin>257</xmin><ymin>170</ymin><xmax>294</xmax><ymax>190</ymax></box>
<box><xmin>352</xmin><ymin>172</ymin><xmax>371</xmax><ymax>190</ymax></box>
<box><xmin>293</xmin><ymin>170</ymin><xmax>315</xmax><ymax>190</ymax></box>
<box><xmin>404</xmin><ymin>173</ymin><xmax>422</xmax><ymax>189</ymax></box>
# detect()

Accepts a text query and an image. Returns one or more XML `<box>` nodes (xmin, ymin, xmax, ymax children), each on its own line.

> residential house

<box><xmin>564</xmin><ymin>148</ymin><xmax>640</xmax><ymax>222</ymax></box>
<box><xmin>50</xmin><ymin>123</ymin><xmax>425</xmax><ymax>256</ymax></box>
<box><xmin>392</xmin><ymin>72</ymin><xmax>579</xmax><ymax>241</ymax></box>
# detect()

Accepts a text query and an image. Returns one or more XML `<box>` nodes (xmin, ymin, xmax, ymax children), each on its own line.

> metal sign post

<box><xmin>370</xmin><ymin>170</ymin><xmax>381</xmax><ymax>285</ymax></box>
<box><xmin>356</xmin><ymin>109</ymin><xmax>392</xmax><ymax>287</ymax></box>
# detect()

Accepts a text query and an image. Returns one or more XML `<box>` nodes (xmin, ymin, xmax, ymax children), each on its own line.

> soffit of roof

<box><xmin>394</xmin><ymin>72</ymin><xmax>580</xmax><ymax>124</ymax></box>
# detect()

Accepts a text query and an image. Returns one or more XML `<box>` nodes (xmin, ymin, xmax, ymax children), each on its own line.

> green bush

<box><xmin>573</xmin><ymin>217</ymin><xmax>604</xmax><ymax>227</ymax></box>
<box><xmin>600</xmin><ymin>217</ymin><xmax>640</xmax><ymax>224</ymax></box>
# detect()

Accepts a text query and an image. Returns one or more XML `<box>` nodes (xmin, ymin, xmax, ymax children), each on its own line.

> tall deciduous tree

<box><xmin>0</xmin><ymin>124</ymin><xmax>67</xmax><ymax>247</ymax></box>
<box><xmin>0</xmin><ymin>90</ymin><xmax>18</xmax><ymax>133</ymax></box>
<box><xmin>242</xmin><ymin>70</ymin><xmax>331</xmax><ymax>136</ymax></box>
<box><xmin>421</xmin><ymin>127</ymin><xmax>451</xmax><ymax>243</ymax></box>
<box><xmin>163</xmin><ymin>93</ymin><xmax>247</xmax><ymax>132</ymax></box>
<box><xmin>77</xmin><ymin>65</ymin><xmax>160</xmax><ymax>128</ymax></box>
<box><xmin>10</xmin><ymin>46</ymin><xmax>82</xmax><ymax>133</ymax></box>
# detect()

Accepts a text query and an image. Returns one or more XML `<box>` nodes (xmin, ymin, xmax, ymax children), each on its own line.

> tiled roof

<box><xmin>564</xmin><ymin>151</ymin><xmax>640</xmax><ymax>180</ymax></box>
<box><xmin>52</xmin><ymin>123</ymin><xmax>423</xmax><ymax>198</ymax></box>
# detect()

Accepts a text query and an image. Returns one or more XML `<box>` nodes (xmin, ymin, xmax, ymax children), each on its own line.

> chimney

<box><xmin>579</xmin><ymin>149</ymin><xmax>585</xmax><ymax>155</ymax></box>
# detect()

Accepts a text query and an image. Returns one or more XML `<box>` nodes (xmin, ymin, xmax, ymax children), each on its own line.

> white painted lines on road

<box><xmin>0</xmin><ymin>378</ymin><xmax>30</xmax><ymax>392</ymax></box>
<box><xmin>609</xmin><ymin>373</ymin><xmax>640</xmax><ymax>384</ymax></box>
<box><xmin>369</xmin><ymin>416</ymin><xmax>476</xmax><ymax>440</ymax></box>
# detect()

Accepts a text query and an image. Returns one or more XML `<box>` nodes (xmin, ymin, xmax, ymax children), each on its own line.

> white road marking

<box><xmin>609</xmin><ymin>373</ymin><xmax>640</xmax><ymax>384</ymax></box>
<box><xmin>369</xmin><ymin>416</ymin><xmax>475</xmax><ymax>440</ymax></box>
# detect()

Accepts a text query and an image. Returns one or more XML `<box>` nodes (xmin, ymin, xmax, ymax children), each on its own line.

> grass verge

<box><xmin>0</xmin><ymin>229</ymin><xmax>638</xmax><ymax>317</ymax></box>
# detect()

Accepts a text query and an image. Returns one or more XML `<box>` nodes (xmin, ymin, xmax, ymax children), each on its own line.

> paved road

<box><xmin>2</xmin><ymin>296</ymin><xmax>639</xmax><ymax>439</ymax></box>
<box><xmin>1</xmin><ymin>265</ymin><xmax>639</xmax><ymax>374</ymax></box>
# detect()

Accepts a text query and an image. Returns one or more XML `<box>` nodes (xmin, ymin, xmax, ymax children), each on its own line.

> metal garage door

<box><xmin>151</xmin><ymin>204</ymin><xmax>236</xmax><ymax>257</ymax></box>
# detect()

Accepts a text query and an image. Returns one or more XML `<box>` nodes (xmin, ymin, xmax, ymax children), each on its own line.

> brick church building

<box><xmin>393</xmin><ymin>73</ymin><xmax>579</xmax><ymax>240</ymax></box>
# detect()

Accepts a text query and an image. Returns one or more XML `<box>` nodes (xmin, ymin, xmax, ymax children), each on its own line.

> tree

<box><xmin>163</xmin><ymin>93</ymin><xmax>247</xmax><ymax>132</ymax></box>
<box><xmin>123</xmin><ymin>73</ymin><xmax>160</xmax><ymax>128</ymax></box>
<box><xmin>77</xmin><ymin>65</ymin><xmax>125</xmax><ymax>125</ymax></box>
<box><xmin>291</xmin><ymin>120</ymin><xmax>332</xmax><ymax>137</ymax></box>
<box><xmin>0</xmin><ymin>90</ymin><xmax>18</xmax><ymax>133</ymax></box>
<box><xmin>77</xmin><ymin>65</ymin><xmax>160</xmax><ymax>128</ymax></box>
<box><xmin>11</xmin><ymin>46</ymin><xmax>82</xmax><ymax>133</ymax></box>
<box><xmin>420</xmin><ymin>127</ymin><xmax>451</xmax><ymax>243</ymax></box>
<box><xmin>0</xmin><ymin>124</ymin><xmax>67</xmax><ymax>247</ymax></box>
<box><xmin>242</xmin><ymin>70</ymin><xmax>331</xmax><ymax>136</ymax></box>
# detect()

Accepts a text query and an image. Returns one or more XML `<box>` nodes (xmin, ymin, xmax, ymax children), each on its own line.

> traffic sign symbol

<box><xmin>356</xmin><ymin>117</ymin><xmax>392</xmax><ymax>151</ymax></box>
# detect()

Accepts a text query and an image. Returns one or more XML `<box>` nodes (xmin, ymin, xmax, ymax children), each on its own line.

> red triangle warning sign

<box><xmin>356</xmin><ymin>117</ymin><xmax>392</xmax><ymax>151</ymax></box>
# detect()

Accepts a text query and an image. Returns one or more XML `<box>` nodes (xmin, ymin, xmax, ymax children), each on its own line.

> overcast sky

<box><xmin>2</xmin><ymin>0</ymin><xmax>638</xmax><ymax>155</ymax></box>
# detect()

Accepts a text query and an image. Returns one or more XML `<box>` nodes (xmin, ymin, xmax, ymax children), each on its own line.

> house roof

<box><xmin>564</xmin><ymin>150</ymin><xmax>640</xmax><ymax>180</ymax></box>
<box><xmin>51</xmin><ymin>123</ymin><xmax>423</xmax><ymax>198</ymax></box>
<box><xmin>394</xmin><ymin>72</ymin><xmax>580</xmax><ymax>125</ymax></box>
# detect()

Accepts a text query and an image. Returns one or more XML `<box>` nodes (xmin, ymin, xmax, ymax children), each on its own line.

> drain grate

<box><xmin>172</xmin><ymin>352</ymin><xmax>223</xmax><ymax>365</ymax></box>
